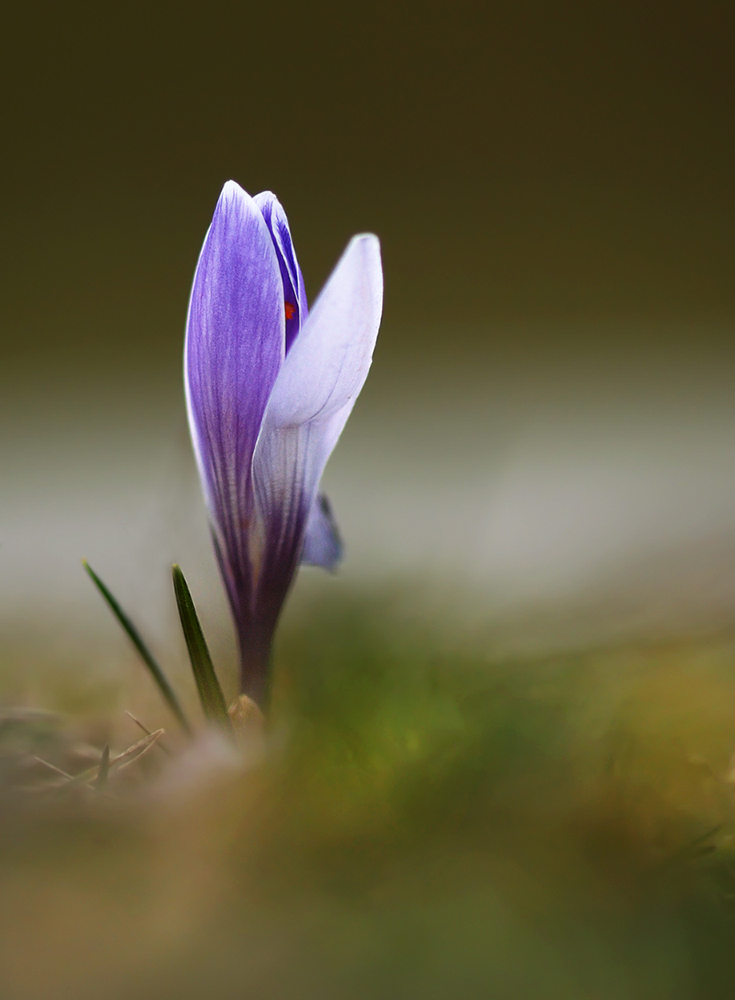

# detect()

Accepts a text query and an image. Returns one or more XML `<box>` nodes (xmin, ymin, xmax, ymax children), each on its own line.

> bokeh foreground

<box><xmin>2</xmin><ymin>592</ymin><xmax>735</xmax><ymax>999</ymax></box>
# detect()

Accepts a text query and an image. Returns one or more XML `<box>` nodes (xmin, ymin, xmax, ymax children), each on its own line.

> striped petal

<box><xmin>184</xmin><ymin>180</ymin><xmax>285</xmax><ymax>652</ymax></box>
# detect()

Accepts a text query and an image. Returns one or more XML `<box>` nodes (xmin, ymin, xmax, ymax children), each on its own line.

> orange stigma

<box><xmin>285</xmin><ymin>302</ymin><xmax>296</xmax><ymax>321</ymax></box>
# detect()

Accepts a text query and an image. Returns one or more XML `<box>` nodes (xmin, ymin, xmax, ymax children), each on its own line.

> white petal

<box><xmin>262</xmin><ymin>234</ymin><xmax>382</xmax><ymax>430</ymax></box>
<box><xmin>252</xmin><ymin>234</ymin><xmax>382</xmax><ymax>558</ymax></box>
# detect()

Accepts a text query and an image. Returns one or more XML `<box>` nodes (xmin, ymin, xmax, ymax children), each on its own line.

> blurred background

<box><xmin>4</xmin><ymin>6</ymin><xmax>735</xmax><ymax>997</ymax></box>
<box><xmin>2</xmin><ymin>0</ymin><xmax>735</xmax><ymax>689</ymax></box>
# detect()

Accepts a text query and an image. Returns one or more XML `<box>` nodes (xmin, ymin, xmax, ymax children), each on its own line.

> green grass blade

<box><xmin>95</xmin><ymin>743</ymin><xmax>110</xmax><ymax>791</ymax></box>
<box><xmin>172</xmin><ymin>564</ymin><xmax>233</xmax><ymax>737</ymax></box>
<box><xmin>83</xmin><ymin>560</ymin><xmax>192</xmax><ymax>734</ymax></box>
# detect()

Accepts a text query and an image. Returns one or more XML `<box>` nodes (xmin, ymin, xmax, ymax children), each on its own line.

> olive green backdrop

<box><xmin>2</xmin><ymin>0</ymin><xmax>735</xmax><ymax>673</ymax></box>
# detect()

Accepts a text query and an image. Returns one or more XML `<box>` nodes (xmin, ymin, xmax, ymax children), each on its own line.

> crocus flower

<box><xmin>185</xmin><ymin>181</ymin><xmax>383</xmax><ymax>706</ymax></box>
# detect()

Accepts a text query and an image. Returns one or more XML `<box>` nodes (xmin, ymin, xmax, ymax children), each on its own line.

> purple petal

<box><xmin>185</xmin><ymin>180</ymin><xmax>285</xmax><ymax>652</ymax></box>
<box><xmin>301</xmin><ymin>493</ymin><xmax>343</xmax><ymax>570</ymax></box>
<box><xmin>251</xmin><ymin>234</ymin><xmax>382</xmax><ymax>599</ymax></box>
<box><xmin>253</xmin><ymin>191</ymin><xmax>308</xmax><ymax>353</ymax></box>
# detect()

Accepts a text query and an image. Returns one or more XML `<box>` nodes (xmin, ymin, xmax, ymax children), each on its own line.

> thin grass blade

<box><xmin>125</xmin><ymin>710</ymin><xmax>172</xmax><ymax>755</ymax></box>
<box><xmin>59</xmin><ymin>729</ymin><xmax>165</xmax><ymax>789</ymax></box>
<box><xmin>83</xmin><ymin>560</ymin><xmax>191</xmax><ymax>734</ymax></box>
<box><xmin>33</xmin><ymin>757</ymin><xmax>73</xmax><ymax>780</ymax></box>
<box><xmin>172</xmin><ymin>564</ymin><xmax>233</xmax><ymax>737</ymax></box>
<box><xmin>95</xmin><ymin>743</ymin><xmax>110</xmax><ymax>791</ymax></box>
<box><xmin>109</xmin><ymin>730</ymin><xmax>164</xmax><ymax>773</ymax></box>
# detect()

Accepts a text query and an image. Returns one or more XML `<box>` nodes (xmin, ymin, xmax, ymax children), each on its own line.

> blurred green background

<box><xmin>2</xmin><ymin>0</ymin><xmax>735</xmax><ymax>679</ymax></box>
